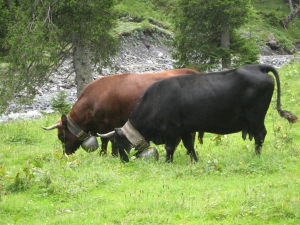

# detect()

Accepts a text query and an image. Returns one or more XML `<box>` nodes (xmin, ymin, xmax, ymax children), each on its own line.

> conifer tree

<box><xmin>172</xmin><ymin>0</ymin><xmax>259</xmax><ymax>71</ymax></box>
<box><xmin>0</xmin><ymin>0</ymin><xmax>118</xmax><ymax>113</ymax></box>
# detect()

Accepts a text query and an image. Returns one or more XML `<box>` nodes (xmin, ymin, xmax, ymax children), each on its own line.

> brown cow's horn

<box><xmin>97</xmin><ymin>131</ymin><xmax>115</xmax><ymax>138</ymax></box>
<box><xmin>41</xmin><ymin>124</ymin><xmax>61</xmax><ymax>130</ymax></box>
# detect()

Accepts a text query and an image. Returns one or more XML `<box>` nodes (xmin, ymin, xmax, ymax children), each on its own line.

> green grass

<box><xmin>0</xmin><ymin>62</ymin><xmax>300</xmax><ymax>224</ymax></box>
<box><xmin>240</xmin><ymin>0</ymin><xmax>300</xmax><ymax>51</ymax></box>
<box><xmin>113</xmin><ymin>0</ymin><xmax>173</xmax><ymax>37</ymax></box>
<box><xmin>114</xmin><ymin>0</ymin><xmax>300</xmax><ymax>50</ymax></box>
<box><xmin>115</xmin><ymin>0</ymin><xmax>171</xmax><ymax>25</ymax></box>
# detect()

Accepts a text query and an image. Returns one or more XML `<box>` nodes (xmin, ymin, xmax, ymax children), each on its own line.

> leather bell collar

<box><xmin>121</xmin><ymin>121</ymin><xmax>150</xmax><ymax>151</ymax></box>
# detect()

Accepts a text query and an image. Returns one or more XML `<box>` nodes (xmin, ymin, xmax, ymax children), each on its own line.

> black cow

<box><xmin>98</xmin><ymin>64</ymin><xmax>298</xmax><ymax>162</ymax></box>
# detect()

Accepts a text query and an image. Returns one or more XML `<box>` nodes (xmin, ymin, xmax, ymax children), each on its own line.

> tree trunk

<box><xmin>280</xmin><ymin>4</ymin><xmax>300</xmax><ymax>28</ymax></box>
<box><xmin>221</xmin><ymin>22</ymin><xmax>231</xmax><ymax>70</ymax></box>
<box><xmin>289</xmin><ymin>0</ymin><xmax>293</xmax><ymax>11</ymax></box>
<box><xmin>72</xmin><ymin>32</ymin><xmax>93</xmax><ymax>97</ymax></box>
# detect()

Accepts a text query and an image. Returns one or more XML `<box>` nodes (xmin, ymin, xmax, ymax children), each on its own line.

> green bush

<box><xmin>50</xmin><ymin>90</ymin><xmax>72</xmax><ymax>115</ymax></box>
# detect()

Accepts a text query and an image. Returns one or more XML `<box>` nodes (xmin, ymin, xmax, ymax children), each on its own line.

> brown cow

<box><xmin>42</xmin><ymin>68</ymin><xmax>199</xmax><ymax>156</ymax></box>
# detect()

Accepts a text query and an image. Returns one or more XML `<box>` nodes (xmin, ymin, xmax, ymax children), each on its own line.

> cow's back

<box><xmin>70</xmin><ymin>68</ymin><xmax>198</xmax><ymax>133</ymax></box>
<box><xmin>130</xmin><ymin>66</ymin><xmax>276</xmax><ymax>136</ymax></box>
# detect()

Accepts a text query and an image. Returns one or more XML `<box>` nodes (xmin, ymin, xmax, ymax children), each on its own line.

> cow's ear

<box><xmin>61</xmin><ymin>115</ymin><xmax>68</xmax><ymax>128</ymax></box>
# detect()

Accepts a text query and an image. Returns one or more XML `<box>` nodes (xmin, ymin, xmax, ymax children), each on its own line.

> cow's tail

<box><xmin>262</xmin><ymin>64</ymin><xmax>298</xmax><ymax>124</ymax></box>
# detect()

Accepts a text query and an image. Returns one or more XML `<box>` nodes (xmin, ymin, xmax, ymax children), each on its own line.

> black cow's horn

<box><xmin>97</xmin><ymin>131</ymin><xmax>115</xmax><ymax>138</ymax></box>
<box><xmin>42</xmin><ymin>124</ymin><xmax>61</xmax><ymax>130</ymax></box>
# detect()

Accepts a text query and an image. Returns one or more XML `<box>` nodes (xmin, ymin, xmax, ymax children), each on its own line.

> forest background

<box><xmin>0</xmin><ymin>0</ymin><xmax>300</xmax><ymax>112</ymax></box>
<box><xmin>0</xmin><ymin>0</ymin><xmax>300</xmax><ymax>224</ymax></box>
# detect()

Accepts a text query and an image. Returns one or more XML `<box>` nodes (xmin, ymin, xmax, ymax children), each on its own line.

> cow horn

<box><xmin>97</xmin><ymin>131</ymin><xmax>115</xmax><ymax>138</ymax></box>
<box><xmin>41</xmin><ymin>124</ymin><xmax>61</xmax><ymax>130</ymax></box>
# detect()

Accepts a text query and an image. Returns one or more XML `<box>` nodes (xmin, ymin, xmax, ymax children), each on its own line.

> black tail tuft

<box><xmin>278</xmin><ymin>109</ymin><xmax>298</xmax><ymax>124</ymax></box>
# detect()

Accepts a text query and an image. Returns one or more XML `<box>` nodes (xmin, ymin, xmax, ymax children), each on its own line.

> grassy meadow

<box><xmin>0</xmin><ymin>62</ymin><xmax>300</xmax><ymax>224</ymax></box>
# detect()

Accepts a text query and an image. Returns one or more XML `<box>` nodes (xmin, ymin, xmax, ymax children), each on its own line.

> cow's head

<box><xmin>98</xmin><ymin>128</ymin><xmax>132</xmax><ymax>162</ymax></box>
<box><xmin>98</xmin><ymin>121</ymin><xmax>154</xmax><ymax>162</ymax></box>
<box><xmin>42</xmin><ymin>115</ymin><xmax>99</xmax><ymax>155</ymax></box>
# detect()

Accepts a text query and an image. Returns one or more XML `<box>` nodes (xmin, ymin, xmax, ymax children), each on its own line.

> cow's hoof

<box><xmin>138</xmin><ymin>147</ymin><xmax>159</xmax><ymax>161</ymax></box>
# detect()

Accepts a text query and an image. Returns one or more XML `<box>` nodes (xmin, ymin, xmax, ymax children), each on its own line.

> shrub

<box><xmin>50</xmin><ymin>90</ymin><xmax>72</xmax><ymax>115</ymax></box>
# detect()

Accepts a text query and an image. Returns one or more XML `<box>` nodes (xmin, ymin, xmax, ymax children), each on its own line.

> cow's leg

<box><xmin>185</xmin><ymin>132</ymin><xmax>196</xmax><ymax>155</ymax></box>
<box><xmin>110</xmin><ymin>139</ymin><xmax>119</xmax><ymax>157</ymax></box>
<box><xmin>174</xmin><ymin>137</ymin><xmax>181</xmax><ymax>149</ymax></box>
<box><xmin>164</xmin><ymin>140</ymin><xmax>177</xmax><ymax>163</ymax></box>
<box><xmin>253</xmin><ymin>124</ymin><xmax>267</xmax><ymax>155</ymax></box>
<box><xmin>198</xmin><ymin>132</ymin><xmax>204</xmax><ymax>145</ymax></box>
<box><xmin>100</xmin><ymin>138</ymin><xmax>108</xmax><ymax>155</ymax></box>
<box><xmin>181</xmin><ymin>133</ymin><xmax>199</xmax><ymax>162</ymax></box>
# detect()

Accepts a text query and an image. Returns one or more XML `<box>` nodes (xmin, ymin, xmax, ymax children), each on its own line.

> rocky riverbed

<box><xmin>0</xmin><ymin>31</ymin><xmax>298</xmax><ymax>122</ymax></box>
